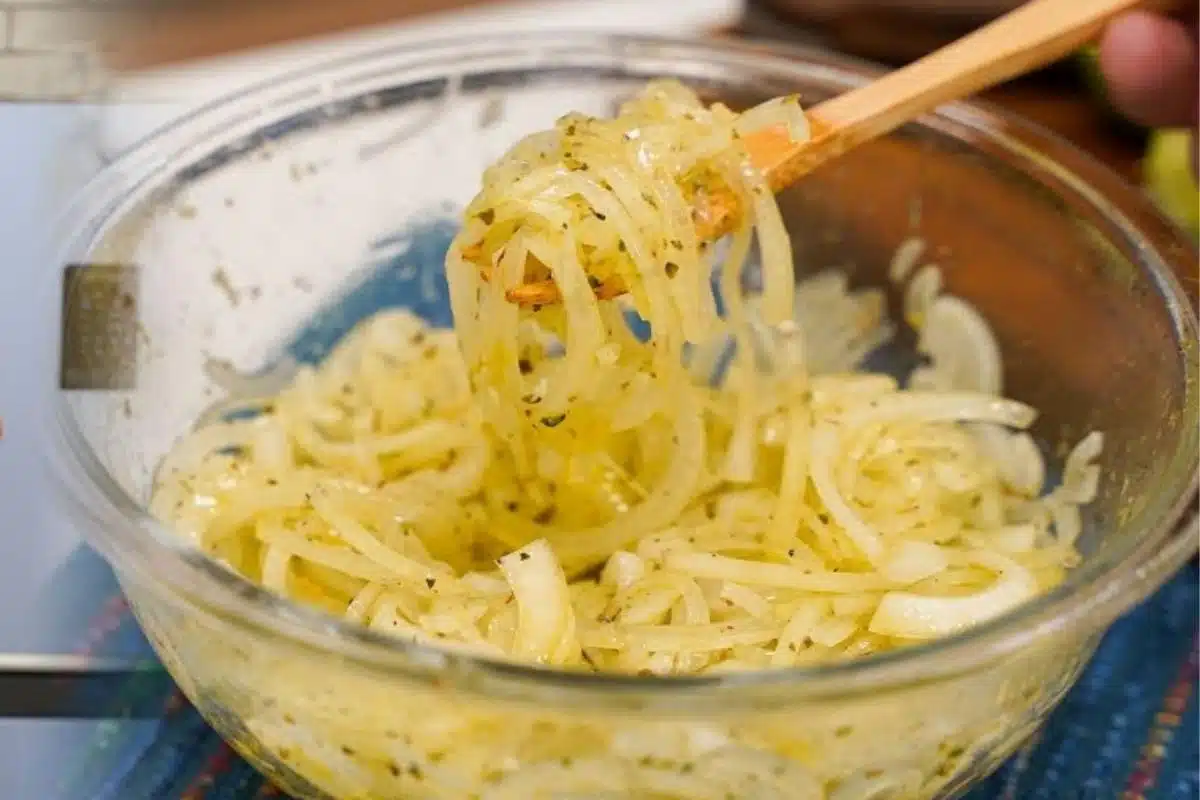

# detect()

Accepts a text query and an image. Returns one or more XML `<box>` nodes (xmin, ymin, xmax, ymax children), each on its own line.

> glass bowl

<box><xmin>47</xmin><ymin>33</ymin><xmax>1198</xmax><ymax>800</ymax></box>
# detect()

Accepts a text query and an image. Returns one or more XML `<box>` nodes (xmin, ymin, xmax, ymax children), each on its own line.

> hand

<box><xmin>1099</xmin><ymin>9</ymin><xmax>1199</xmax><ymax>176</ymax></box>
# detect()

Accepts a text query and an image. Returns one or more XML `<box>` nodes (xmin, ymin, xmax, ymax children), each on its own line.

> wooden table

<box><xmin>984</xmin><ymin>73</ymin><xmax>1145</xmax><ymax>183</ymax></box>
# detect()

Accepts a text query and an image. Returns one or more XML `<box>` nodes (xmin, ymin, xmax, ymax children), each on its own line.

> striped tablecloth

<box><xmin>41</xmin><ymin>547</ymin><xmax>1199</xmax><ymax>800</ymax></box>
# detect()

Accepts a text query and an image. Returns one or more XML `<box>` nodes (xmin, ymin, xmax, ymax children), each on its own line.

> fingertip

<box><xmin>1099</xmin><ymin>12</ymin><xmax>1198</xmax><ymax>128</ymax></box>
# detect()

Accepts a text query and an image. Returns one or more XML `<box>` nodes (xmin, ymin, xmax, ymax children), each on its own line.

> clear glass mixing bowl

<box><xmin>47</xmin><ymin>33</ymin><xmax>1199</xmax><ymax>800</ymax></box>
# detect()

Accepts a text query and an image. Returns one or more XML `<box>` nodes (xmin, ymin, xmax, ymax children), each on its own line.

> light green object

<box><xmin>1144</xmin><ymin>129</ymin><xmax>1200</xmax><ymax>238</ymax></box>
<box><xmin>1076</xmin><ymin>47</ymin><xmax>1198</xmax><ymax>238</ymax></box>
<box><xmin>1076</xmin><ymin>45</ymin><xmax>1109</xmax><ymax>109</ymax></box>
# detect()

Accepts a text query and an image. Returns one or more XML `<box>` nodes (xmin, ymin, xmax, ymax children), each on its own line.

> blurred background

<box><xmin>0</xmin><ymin>0</ymin><xmax>1194</xmax><ymax>797</ymax></box>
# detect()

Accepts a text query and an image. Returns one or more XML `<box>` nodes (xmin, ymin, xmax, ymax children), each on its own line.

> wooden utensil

<box><xmin>478</xmin><ymin>0</ymin><xmax>1158</xmax><ymax>306</ymax></box>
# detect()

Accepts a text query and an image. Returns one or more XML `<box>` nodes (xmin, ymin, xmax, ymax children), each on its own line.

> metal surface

<box><xmin>60</xmin><ymin>264</ymin><xmax>140</xmax><ymax>391</ymax></box>
<box><xmin>0</xmin><ymin>655</ymin><xmax>165</xmax><ymax>719</ymax></box>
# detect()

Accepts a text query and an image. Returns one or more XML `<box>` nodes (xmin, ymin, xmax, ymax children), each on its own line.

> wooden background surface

<box><xmin>0</xmin><ymin>0</ymin><xmax>1157</xmax><ymax>189</ymax></box>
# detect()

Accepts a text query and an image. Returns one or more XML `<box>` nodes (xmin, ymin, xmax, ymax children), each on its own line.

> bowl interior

<box><xmin>59</xmin><ymin>37</ymin><xmax>1196</xmax><ymax>609</ymax></box>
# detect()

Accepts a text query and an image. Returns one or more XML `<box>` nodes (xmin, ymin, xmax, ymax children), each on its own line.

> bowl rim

<box><xmin>46</xmin><ymin>30</ymin><xmax>1200</xmax><ymax>712</ymax></box>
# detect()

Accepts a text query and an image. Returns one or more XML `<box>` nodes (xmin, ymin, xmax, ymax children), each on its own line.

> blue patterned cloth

<box><xmin>43</xmin><ymin>546</ymin><xmax>1199</xmax><ymax>800</ymax></box>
